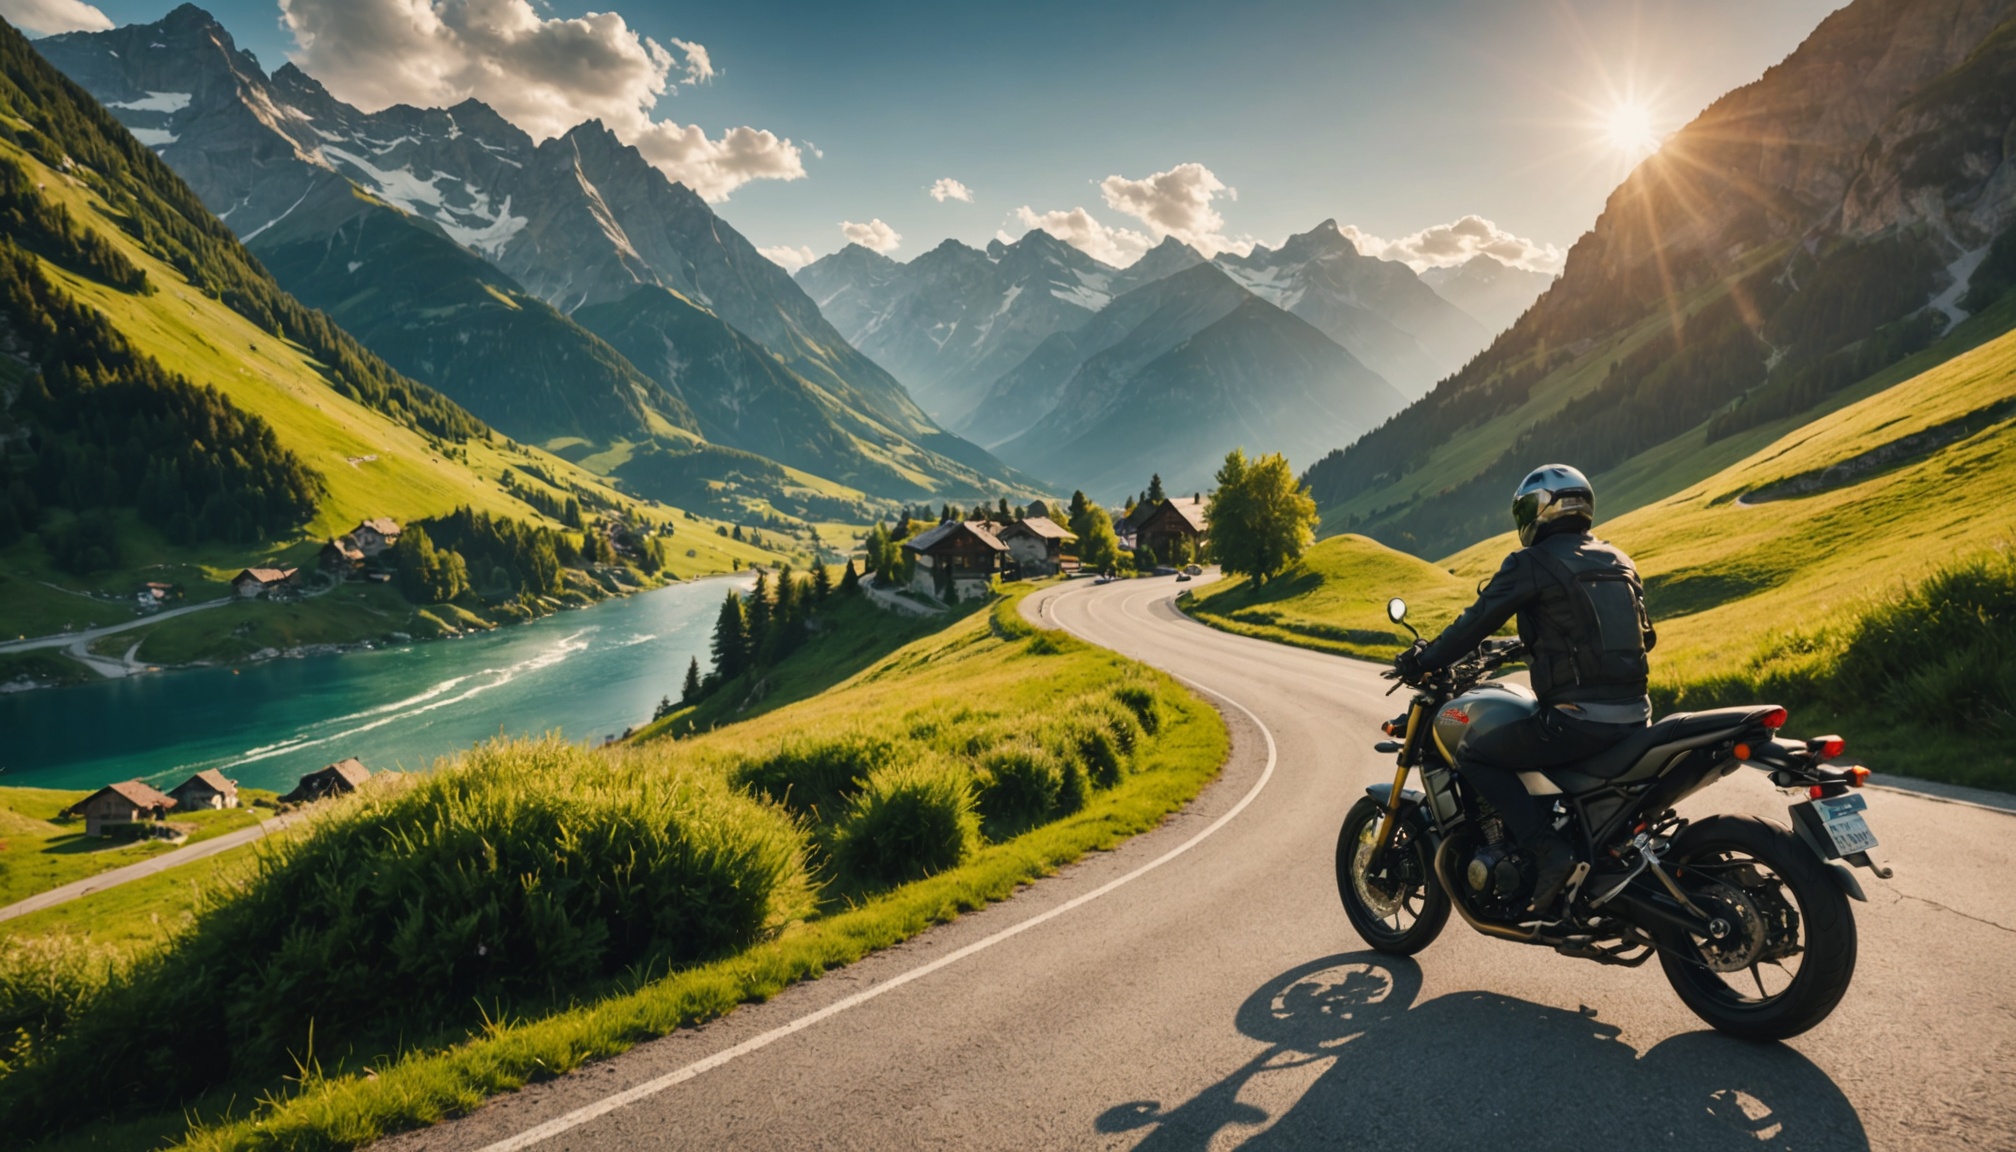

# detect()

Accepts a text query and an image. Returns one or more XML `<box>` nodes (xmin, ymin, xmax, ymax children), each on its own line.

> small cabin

<box><xmin>280</xmin><ymin>757</ymin><xmax>370</xmax><ymax>803</ymax></box>
<box><xmin>350</xmin><ymin>518</ymin><xmax>402</xmax><ymax>557</ymax></box>
<box><xmin>901</xmin><ymin>521</ymin><xmax>1007</xmax><ymax>601</ymax></box>
<box><xmin>320</xmin><ymin>535</ymin><xmax>367</xmax><ymax>576</ymax></box>
<box><xmin>1133</xmin><ymin>497</ymin><xmax>1208</xmax><ymax>565</ymax></box>
<box><xmin>997</xmin><ymin>516</ymin><xmax>1075</xmax><ymax>577</ymax></box>
<box><xmin>168</xmin><ymin>769</ymin><xmax>238</xmax><ymax>811</ymax></box>
<box><xmin>231</xmin><ymin>567</ymin><xmax>299</xmax><ymax>598</ymax></box>
<box><xmin>65</xmin><ymin>780</ymin><xmax>177</xmax><ymax>837</ymax></box>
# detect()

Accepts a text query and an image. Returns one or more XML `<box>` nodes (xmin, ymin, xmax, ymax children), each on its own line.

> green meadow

<box><xmin>1194</xmin><ymin>321</ymin><xmax>2016</xmax><ymax>791</ymax></box>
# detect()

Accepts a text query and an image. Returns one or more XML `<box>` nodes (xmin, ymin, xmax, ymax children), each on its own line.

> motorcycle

<box><xmin>1335</xmin><ymin>597</ymin><xmax>1892</xmax><ymax>1040</ymax></box>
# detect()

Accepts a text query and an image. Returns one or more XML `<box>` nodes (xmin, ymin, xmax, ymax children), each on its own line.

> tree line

<box><xmin>664</xmin><ymin>560</ymin><xmax>855</xmax><ymax>716</ymax></box>
<box><xmin>0</xmin><ymin>21</ymin><xmax>485</xmax><ymax>441</ymax></box>
<box><xmin>0</xmin><ymin>237</ymin><xmax>323</xmax><ymax>568</ymax></box>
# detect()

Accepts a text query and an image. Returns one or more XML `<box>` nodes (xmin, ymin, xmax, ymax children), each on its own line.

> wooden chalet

<box><xmin>169</xmin><ymin>769</ymin><xmax>238</xmax><ymax>811</ymax></box>
<box><xmin>1134</xmin><ymin>497</ymin><xmax>1208</xmax><ymax>564</ymax></box>
<box><xmin>901</xmin><ymin>520</ymin><xmax>1007</xmax><ymax>601</ymax></box>
<box><xmin>231</xmin><ymin>567</ymin><xmax>299</xmax><ymax>598</ymax></box>
<box><xmin>320</xmin><ymin>535</ymin><xmax>367</xmax><ymax>576</ymax></box>
<box><xmin>350</xmin><ymin>518</ymin><xmax>402</xmax><ymax>557</ymax></box>
<box><xmin>65</xmin><ymin>780</ymin><xmax>177</xmax><ymax>837</ymax></box>
<box><xmin>997</xmin><ymin>516</ymin><xmax>1075</xmax><ymax>576</ymax></box>
<box><xmin>281</xmin><ymin>758</ymin><xmax>371</xmax><ymax>803</ymax></box>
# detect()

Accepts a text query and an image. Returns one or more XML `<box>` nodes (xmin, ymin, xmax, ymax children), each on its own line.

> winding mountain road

<box><xmin>385</xmin><ymin>577</ymin><xmax>2016</xmax><ymax>1151</ymax></box>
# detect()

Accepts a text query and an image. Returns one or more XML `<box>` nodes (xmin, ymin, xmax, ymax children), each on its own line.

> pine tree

<box><xmin>811</xmin><ymin>560</ymin><xmax>834</xmax><ymax>601</ymax></box>
<box><xmin>1148</xmin><ymin>473</ymin><xmax>1166</xmax><ymax>503</ymax></box>
<box><xmin>997</xmin><ymin>497</ymin><xmax>1011</xmax><ymax>521</ymax></box>
<box><xmin>839</xmin><ymin>558</ymin><xmax>861</xmax><ymax>593</ymax></box>
<box><xmin>1066</xmin><ymin>490</ymin><xmax>1092</xmax><ymax>539</ymax></box>
<box><xmin>710</xmin><ymin>590</ymin><xmax>749</xmax><ymax>680</ymax></box>
<box><xmin>681</xmin><ymin>656</ymin><xmax>703</xmax><ymax>704</ymax></box>
<box><xmin>746</xmin><ymin>569</ymin><xmax>773</xmax><ymax>657</ymax></box>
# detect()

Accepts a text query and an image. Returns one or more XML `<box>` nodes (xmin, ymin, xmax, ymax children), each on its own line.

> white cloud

<box><xmin>1</xmin><ymin>0</ymin><xmax>112</xmax><ymax>35</ymax></box>
<box><xmin>1340</xmin><ymin>215</ymin><xmax>1564</xmax><ymax>274</ymax></box>
<box><xmin>1008</xmin><ymin>206</ymin><xmax>1153</xmax><ymax>267</ymax></box>
<box><xmin>840</xmin><ymin>218</ymin><xmax>901</xmax><ymax>254</ymax></box>
<box><xmin>278</xmin><ymin>0</ymin><xmax>802</xmax><ymax>201</ymax></box>
<box><xmin>758</xmin><ymin>244</ymin><xmax>815</xmax><ymax>273</ymax></box>
<box><xmin>1099</xmin><ymin>162</ymin><xmax>1234</xmax><ymax>251</ymax></box>
<box><xmin>928</xmin><ymin>177</ymin><xmax>973</xmax><ymax>203</ymax></box>
<box><xmin>669</xmin><ymin>37</ymin><xmax>713</xmax><ymax>85</ymax></box>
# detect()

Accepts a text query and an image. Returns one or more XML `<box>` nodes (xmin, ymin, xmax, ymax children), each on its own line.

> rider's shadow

<box><xmin>1097</xmin><ymin>954</ymin><xmax>1867</xmax><ymax>1150</ymax></box>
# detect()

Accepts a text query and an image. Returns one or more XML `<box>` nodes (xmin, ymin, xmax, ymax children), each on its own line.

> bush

<box><xmin>0</xmin><ymin>737</ymin><xmax>809</xmax><ymax>1136</ymax></box>
<box><xmin>1833</xmin><ymin>547</ymin><xmax>2016</xmax><ymax>732</ymax></box>
<box><xmin>1114</xmin><ymin>681</ymin><xmax>1166</xmax><ymax>735</ymax></box>
<box><xmin>1063</xmin><ymin>716</ymin><xmax>1131</xmax><ymax>789</ymax></box>
<box><xmin>975</xmin><ymin>742</ymin><xmax>1064</xmax><ymax>840</ymax></box>
<box><xmin>829</xmin><ymin>756</ymin><xmax>978</xmax><ymax>888</ymax></box>
<box><xmin>731</xmin><ymin>729</ymin><xmax>903</xmax><ymax>821</ymax></box>
<box><xmin>0</xmin><ymin>936</ymin><xmax>124</xmax><ymax>1079</ymax></box>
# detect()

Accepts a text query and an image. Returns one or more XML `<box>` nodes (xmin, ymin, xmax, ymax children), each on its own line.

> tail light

<box><xmin>1760</xmin><ymin>707</ymin><xmax>1788</xmax><ymax>730</ymax></box>
<box><xmin>1809</xmin><ymin>734</ymin><xmax>1846</xmax><ymax>759</ymax></box>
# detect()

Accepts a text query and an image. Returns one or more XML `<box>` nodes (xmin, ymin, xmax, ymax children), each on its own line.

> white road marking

<box><xmin>475</xmin><ymin>583</ymin><xmax>1280</xmax><ymax>1152</ymax></box>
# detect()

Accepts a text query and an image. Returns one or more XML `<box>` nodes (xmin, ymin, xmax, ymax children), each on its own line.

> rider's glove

<box><xmin>1393</xmin><ymin>641</ymin><xmax>1428</xmax><ymax>681</ymax></box>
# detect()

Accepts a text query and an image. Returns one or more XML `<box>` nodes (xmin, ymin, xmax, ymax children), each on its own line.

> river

<box><xmin>0</xmin><ymin>576</ymin><xmax>746</xmax><ymax>794</ymax></box>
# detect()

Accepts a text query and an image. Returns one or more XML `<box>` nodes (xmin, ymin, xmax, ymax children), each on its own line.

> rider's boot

<box><xmin>1525</xmin><ymin>832</ymin><xmax>1578</xmax><ymax>918</ymax></box>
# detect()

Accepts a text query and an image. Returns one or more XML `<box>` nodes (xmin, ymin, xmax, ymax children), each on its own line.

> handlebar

<box><xmin>1387</xmin><ymin>636</ymin><xmax>1526</xmax><ymax>695</ymax></box>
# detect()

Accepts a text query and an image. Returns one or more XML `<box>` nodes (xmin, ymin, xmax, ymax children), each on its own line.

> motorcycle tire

<box><xmin>1657</xmin><ymin>814</ymin><xmax>1857</xmax><ymax>1040</ymax></box>
<box><xmin>1336</xmin><ymin>796</ymin><xmax>1449</xmax><ymax>955</ymax></box>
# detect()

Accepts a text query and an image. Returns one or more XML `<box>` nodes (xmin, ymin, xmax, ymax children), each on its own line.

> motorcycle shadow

<box><xmin>1096</xmin><ymin>953</ymin><xmax>1867</xmax><ymax>1150</ymax></box>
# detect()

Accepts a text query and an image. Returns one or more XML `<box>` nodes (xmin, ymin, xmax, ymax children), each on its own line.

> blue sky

<box><xmin>48</xmin><ymin>0</ymin><xmax>1843</xmax><ymax>270</ymax></box>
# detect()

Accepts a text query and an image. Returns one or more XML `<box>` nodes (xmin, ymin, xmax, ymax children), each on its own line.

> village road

<box><xmin>0</xmin><ymin>596</ymin><xmax>231</xmax><ymax>653</ymax></box>
<box><xmin>0</xmin><ymin>808</ymin><xmax>303</xmax><ymax>923</ymax></box>
<box><xmin>379</xmin><ymin>577</ymin><xmax>2016</xmax><ymax>1151</ymax></box>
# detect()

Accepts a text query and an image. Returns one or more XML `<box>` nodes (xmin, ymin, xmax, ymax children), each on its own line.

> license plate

<box><xmin>1813</xmin><ymin>793</ymin><xmax>1878</xmax><ymax>855</ymax></box>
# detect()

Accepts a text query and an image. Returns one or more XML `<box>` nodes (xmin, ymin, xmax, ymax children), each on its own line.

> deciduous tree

<box><xmin>1206</xmin><ymin>448</ymin><xmax>1316</xmax><ymax>584</ymax></box>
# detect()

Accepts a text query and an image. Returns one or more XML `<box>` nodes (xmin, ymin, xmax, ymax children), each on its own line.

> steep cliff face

<box><xmin>1300</xmin><ymin>0</ymin><xmax>2016</xmax><ymax>559</ymax></box>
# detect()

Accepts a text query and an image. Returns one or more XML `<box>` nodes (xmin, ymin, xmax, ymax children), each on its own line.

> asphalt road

<box><xmin>384</xmin><ymin>577</ymin><xmax>2016</xmax><ymax>1151</ymax></box>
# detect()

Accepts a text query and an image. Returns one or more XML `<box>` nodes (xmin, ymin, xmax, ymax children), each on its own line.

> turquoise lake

<box><xmin>0</xmin><ymin>576</ymin><xmax>747</xmax><ymax>794</ymax></box>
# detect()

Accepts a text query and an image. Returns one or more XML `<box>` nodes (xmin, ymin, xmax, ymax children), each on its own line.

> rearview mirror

<box><xmin>1387</xmin><ymin>597</ymin><xmax>1408</xmax><ymax>624</ymax></box>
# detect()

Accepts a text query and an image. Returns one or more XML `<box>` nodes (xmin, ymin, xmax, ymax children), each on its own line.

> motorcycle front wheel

<box><xmin>1657</xmin><ymin>814</ymin><xmax>1857</xmax><ymax>1040</ymax></box>
<box><xmin>1336</xmin><ymin>796</ymin><xmax>1449</xmax><ymax>954</ymax></box>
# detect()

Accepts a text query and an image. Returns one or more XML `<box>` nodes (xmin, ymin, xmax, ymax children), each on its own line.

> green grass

<box><xmin>1194</xmin><ymin>324</ymin><xmax>2016</xmax><ymax>791</ymax></box>
<box><xmin>0</xmin><ymin>788</ymin><xmax>281</xmax><ymax>908</ymax></box>
<box><xmin>0</xmin><ymin>849</ymin><xmax>247</xmax><ymax>951</ymax></box>
<box><xmin>3</xmin><ymin>585</ymin><xmax>1228</xmax><ymax>1149</ymax></box>
<box><xmin>0</xmin><ymin>141</ymin><xmax>793</xmax><ymax>652</ymax></box>
<box><xmin>1185</xmin><ymin>536</ymin><xmax>1481</xmax><ymax>661</ymax></box>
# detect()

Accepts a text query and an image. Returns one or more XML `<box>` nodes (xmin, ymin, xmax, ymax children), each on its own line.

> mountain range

<box><xmin>1301</xmin><ymin>0</ymin><xmax>2016</xmax><ymax>558</ymax></box>
<box><xmin>36</xmin><ymin>5</ymin><xmax>1021</xmax><ymax>505</ymax></box>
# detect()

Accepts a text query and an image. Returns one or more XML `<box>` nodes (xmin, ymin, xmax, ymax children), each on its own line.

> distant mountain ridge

<box><xmin>37</xmin><ymin>5</ymin><xmax>1021</xmax><ymax>501</ymax></box>
<box><xmin>1418</xmin><ymin>256</ymin><xmax>1555</xmax><ymax>337</ymax></box>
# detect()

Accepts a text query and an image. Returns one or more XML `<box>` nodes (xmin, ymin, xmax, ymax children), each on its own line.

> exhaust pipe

<box><xmin>1431</xmin><ymin>838</ymin><xmax>1541</xmax><ymax>944</ymax></box>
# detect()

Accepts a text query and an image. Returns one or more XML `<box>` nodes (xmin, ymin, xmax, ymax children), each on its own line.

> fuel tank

<box><xmin>1431</xmin><ymin>680</ymin><xmax>1539</xmax><ymax>764</ymax></box>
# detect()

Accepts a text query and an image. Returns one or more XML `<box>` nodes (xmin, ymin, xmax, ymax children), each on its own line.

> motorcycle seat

<box><xmin>1569</xmin><ymin>705</ymin><xmax>1777</xmax><ymax>780</ymax></box>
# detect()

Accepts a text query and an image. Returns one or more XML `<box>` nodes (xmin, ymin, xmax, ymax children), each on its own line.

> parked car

<box><xmin>1184</xmin><ymin>564</ymin><xmax>1203</xmax><ymax>575</ymax></box>
<box><xmin>1176</xmin><ymin>572</ymin><xmax>1192</xmax><ymax>582</ymax></box>
<box><xmin>1095</xmin><ymin>574</ymin><xmax>1118</xmax><ymax>585</ymax></box>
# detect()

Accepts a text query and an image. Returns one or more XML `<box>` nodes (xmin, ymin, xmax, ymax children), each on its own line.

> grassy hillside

<box><xmin>0</xmin><ymin>585</ymin><xmax>1226</xmax><ymax>1150</ymax></box>
<box><xmin>1185</xmin><ymin>535</ymin><xmax>1478</xmax><ymax>661</ymax></box>
<box><xmin>1193</xmin><ymin>324</ymin><xmax>2016</xmax><ymax>790</ymax></box>
<box><xmin>0</xmin><ymin>786</ymin><xmax>279</xmax><ymax>908</ymax></box>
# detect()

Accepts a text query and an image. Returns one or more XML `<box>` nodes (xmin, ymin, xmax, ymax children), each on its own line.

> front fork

<box><xmin>1366</xmin><ymin>697</ymin><xmax>1427</xmax><ymax>872</ymax></box>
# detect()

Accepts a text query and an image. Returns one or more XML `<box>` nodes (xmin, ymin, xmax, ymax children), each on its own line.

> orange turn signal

<box><xmin>1848</xmin><ymin>766</ymin><xmax>1870</xmax><ymax>787</ymax></box>
<box><xmin>1808</xmin><ymin>784</ymin><xmax>1825</xmax><ymax>800</ymax></box>
<box><xmin>1732</xmin><ymin>742</ymin><xmax>1752</xmax><ymax>761</ymax></box>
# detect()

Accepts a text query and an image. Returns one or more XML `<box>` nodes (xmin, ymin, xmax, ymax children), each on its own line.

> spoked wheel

<box><xmin>1658</xmin><ymin>815</ymin><xmax>1857</xmax><ymax>1040</ymax></box>
<box><xmin>1336</xmin><ymin>796</ymin><xmax>1449</xmax><ymax>954</ymax></box>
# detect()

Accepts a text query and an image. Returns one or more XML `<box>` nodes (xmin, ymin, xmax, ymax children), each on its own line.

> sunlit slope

<box><xmin>3</xmin><ymin>143</ymin><xmax>778</xmax><ymax>581</ymax></box>
<box><xmin>1185</xmin><ymin>535</ymin><xmax>1478</xmax><ymax>661</ymax></box>
<box><xmin>1441</xmin><ymin>322</ymin><xmax>2016</xmax><ymax>687</ymax></box>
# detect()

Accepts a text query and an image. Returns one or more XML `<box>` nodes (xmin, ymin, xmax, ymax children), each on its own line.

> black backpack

<box><xmin>1526</xmin><ymin>542</ymin><xmax>1654</xmax><ymax>689</ymax></box>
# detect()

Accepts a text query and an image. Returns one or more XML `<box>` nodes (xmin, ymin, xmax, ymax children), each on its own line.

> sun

<box><xmin>1604</xmin><ymin>102</ymin><xmax>1660</xmax><ymax>156</ymax></box>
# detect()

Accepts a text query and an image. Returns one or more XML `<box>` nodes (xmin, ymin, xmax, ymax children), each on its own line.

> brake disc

<box><xmin>1685</xmin><ymin>871</ymin><xmax>1770</xmax><ymax>973</ymax></box>
<box><xmin>1352</xmin><ymin>821</ymin><xmax>1407</xmax><ymax>918</ymax></box>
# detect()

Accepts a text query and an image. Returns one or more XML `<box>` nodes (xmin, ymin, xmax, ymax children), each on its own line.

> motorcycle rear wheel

<box><xmin>1336</xmin><ymin>796</ymin><xmax>1449</xmax><ymax>954</ymax></box>
<box><xmin>1657</xmin><ymin>814</ymin><xmax>1857</xmax><ymax>1040</ymax></box>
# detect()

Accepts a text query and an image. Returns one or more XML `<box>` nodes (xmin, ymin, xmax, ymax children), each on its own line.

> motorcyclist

<box><xmin>1393</xmin><ymin>464</ymin><xmax>1656</xmax><ymax>916</ymax></box>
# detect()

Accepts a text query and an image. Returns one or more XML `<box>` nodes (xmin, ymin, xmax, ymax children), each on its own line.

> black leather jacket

<box><xmin>1416</xmin><ymin>530</ymin><xmax>1656</xmax><ymax>705</ymax></box>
